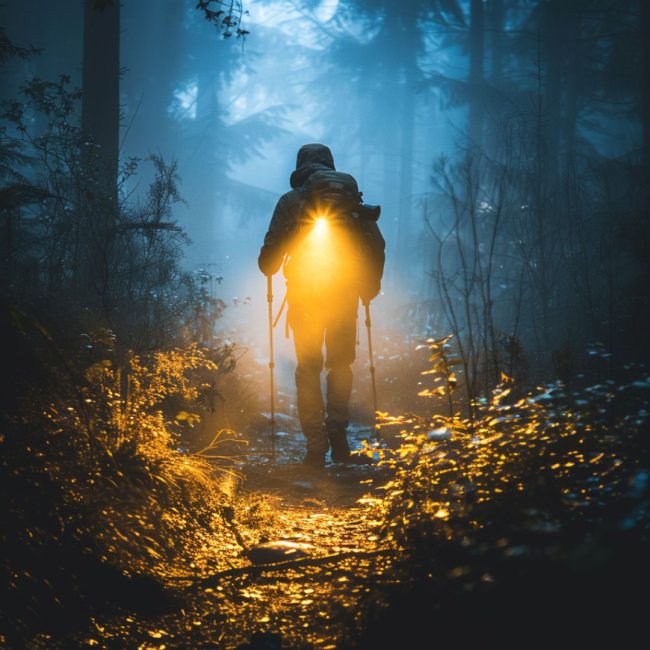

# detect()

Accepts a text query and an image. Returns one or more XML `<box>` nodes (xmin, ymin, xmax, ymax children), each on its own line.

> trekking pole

<box><xmin>363</xmin><ymin>300</ymin><xmax>380</xmax><ymax>441</ymax></box>
<box><xmin>266</xmin><ymin>274</ymin><xmax>276</xmax><ymax>461</ymax></box>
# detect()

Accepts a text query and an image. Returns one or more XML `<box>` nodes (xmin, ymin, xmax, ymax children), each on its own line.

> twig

<box><xmin>171</xmin><ymin>548</ymin><xmax>395</xmax><ymax>589</ymax></box>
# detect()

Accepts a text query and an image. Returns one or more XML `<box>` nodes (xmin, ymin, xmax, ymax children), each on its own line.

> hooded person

<box><xmin>258</xmin><ymin>143</ymin><xmax>385</xmax><ymax>467</ymax></box>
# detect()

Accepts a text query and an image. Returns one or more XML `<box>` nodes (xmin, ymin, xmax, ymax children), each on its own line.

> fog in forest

<box><xmin>2</xmin><ymin>2</ymin><xmax>650</xmax><ymax>647</ymax></box>
<box><xmin>3</xmin><ymin>0</ymin><xmax>647</xmax><ymax>393</ymax></box>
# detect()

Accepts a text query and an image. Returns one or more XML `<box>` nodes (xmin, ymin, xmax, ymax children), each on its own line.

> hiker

<box><xmin>258</xmin><ymin>143</ymin><xmax>385</xmax><ymax>467</ymax></box>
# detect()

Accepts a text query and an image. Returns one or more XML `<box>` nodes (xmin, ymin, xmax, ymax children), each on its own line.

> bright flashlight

<box><xmin>313</xmin><ymin>216</ymin><xmax>327</xmax><ymax>236</ymax></box>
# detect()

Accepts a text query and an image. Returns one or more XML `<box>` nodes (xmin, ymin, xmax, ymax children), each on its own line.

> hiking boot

<box><xmin>302</xmin><ymin>450</ymin><xmax>326</xmax><ymax>468</ymax></box>
<box><xmin>329</xmin><ymin>426</ymin><xmax>375</xmax><ymax>465</ymax></box>
<box><xmin>328</xmin><ymin>427</ymin><xmax>351</xmax><ymax>463</ymax></box>
<box><xmin>329</xmin><ymin>427</ymin><xmax>372</xmax><ymax>464</ymax></box>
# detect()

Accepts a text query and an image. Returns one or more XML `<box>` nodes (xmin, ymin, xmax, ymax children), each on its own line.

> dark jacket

<box><xmin>258</xmin><ymin>143</ymin><xmax>385</xmax><ymax>303</ymax></box>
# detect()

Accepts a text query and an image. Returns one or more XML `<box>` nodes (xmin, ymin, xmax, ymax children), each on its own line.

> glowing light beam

<box><xmin>313</xmin><ymin>216</ymin><xmax>327</xmax><ymax>237</ymax></box>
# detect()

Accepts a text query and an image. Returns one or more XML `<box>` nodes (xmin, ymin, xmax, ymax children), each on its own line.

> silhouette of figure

<box><xmin>259</xmin><ymin>144</ymin><xmax>385</xmax><ymax>466</ymax></box>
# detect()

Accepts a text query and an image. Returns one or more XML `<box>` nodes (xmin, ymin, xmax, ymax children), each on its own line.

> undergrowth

<box><xmin>0</xmin><ymin>305</ymin><xmax>249</xmax><ymax>644</ymax></box>
<box><xmin>345</xmin><ymin>335</ymin><xmax>650</xmax><ymax>646</ymax></box>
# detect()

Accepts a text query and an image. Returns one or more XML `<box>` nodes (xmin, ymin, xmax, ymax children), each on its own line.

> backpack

<box><xmin>284</xmin><ymin>170</ymin><xmax>380</xmax><ymax>305</ymax></box>
<box><xmin>299</xmin><ymin>169</ymin><xmax>362</xmax><ymax>219</ymax></box>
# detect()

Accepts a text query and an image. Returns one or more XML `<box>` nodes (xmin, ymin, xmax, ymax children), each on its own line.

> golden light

<box><xmin>287</xmin><ymin>211</ymin><xmax>363</xmax><ymax>313</ymax></box>
<box><xmin>313</xmin><ymin>216</ymin><xmax>328</xmax><ymax>237</ymax></box>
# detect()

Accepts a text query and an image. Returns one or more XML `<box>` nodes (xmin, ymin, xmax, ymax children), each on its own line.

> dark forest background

<box><xmin>2</xmin><ymin>0</ymin><xmax>649</xmax><ymax>397</ymax></box>
<box><xmin>1</xmin><ymin>1</ymin><xmax>649</xmax><ymax>646</ymax></box>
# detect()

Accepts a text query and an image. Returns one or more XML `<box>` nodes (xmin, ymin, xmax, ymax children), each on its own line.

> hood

<box><xmin>290</xmin><ymin>143</ymin><xmax>335</xmax><ymax>189</ymax></box>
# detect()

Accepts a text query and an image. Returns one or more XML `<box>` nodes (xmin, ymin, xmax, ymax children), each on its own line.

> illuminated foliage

<box><xmin>15</xmin><ymin>333</ymin><xmax>641</xmax><ymax>649</ymax></box>
<box><xmin>0</xmin><ymin>307</ymin><xmax>251</xmax><ymax>642</ymax></box>
<box><xmin>372</xmin><ymin>342</ymin><xmax>645</xmax><ymax>547</ymax></box>
<box><xmin>342</xmin><ymin>344</ymin><xmax>650</xmax><ymax>646</ymax></box>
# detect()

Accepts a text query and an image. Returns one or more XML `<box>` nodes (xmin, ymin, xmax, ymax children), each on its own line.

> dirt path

<box><xmin>77</xmin><ymin>429</ymin><xmax>397</xmax><ymax>650</ymax></box>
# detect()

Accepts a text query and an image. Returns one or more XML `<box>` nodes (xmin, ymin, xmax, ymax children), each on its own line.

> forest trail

<box><xmin>22</xmin><ymin>382</ymin><xmax>650</xmax><ymax>650</ymax></box>
<box><xmin>83</xmin><ymin>426</ymin><xmax>397</xmax><ymax>650</ymax></box>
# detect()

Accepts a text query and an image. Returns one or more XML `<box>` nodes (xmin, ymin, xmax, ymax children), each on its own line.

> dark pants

<box><xmin>289</xmin><ymin>300</ymin><xmax>357</xmax><ymax>455</ymax></box>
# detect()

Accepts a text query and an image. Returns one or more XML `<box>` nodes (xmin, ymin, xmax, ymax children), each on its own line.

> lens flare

<box><xmin>286</xmin><ymin>211</ymin><xmax>361</xmax><ymax>315</ymax></box>
<box><xmin>313</xmin><ymin>216</ymin><xmax>327</xmax><ymax>236</ymax></box>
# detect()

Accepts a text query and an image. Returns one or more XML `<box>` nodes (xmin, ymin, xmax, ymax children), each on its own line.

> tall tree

<box><xmin>468</xmin><ymin>0</ymin><xmax>485</xmax><ymax>147</ymax></box>
<box><xmin>487</xmin><ymin>0</ymin><xmax>505</xmax><ymax>84</ymax></box>
<box><xmin>120</xmin><ymin>0</ymin><xmax>187</xmax><ymax>160</ymax></box>
<box><xmin>81</xmin><ymin>0</ymin><xmax>120</xmax><ymax>201</ymax></box>
<box><xmin>313</xmin><ymin>0</ymin><xmax>445</xmax><ymax>281</ymax></box>
<box><xmin>642</xmin><ymin>0</ymin><xmax>650</xmax><ymax>167</ymax></box>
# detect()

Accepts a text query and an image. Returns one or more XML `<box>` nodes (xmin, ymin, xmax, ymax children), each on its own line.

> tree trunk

<box><xmin>120</xmin><ymin>0</ymin><xmax>185</xmax><ymax>160</ymax></box>
<box><xmin>81</xmin><ymin>0</ymin><xmax>120</xmax><ymax>201</ymax></box>
<box><xmin>561</xmin><ymin>8</ymin><xmax>580</xmax><ymax>161</ymax></box>
<box><xmin>186</xmin><ymin>60</ymin><xmax>222</xmax><ymax>265</ymax></box>
<box><xmin>396</xmin><ymin>50</ymin><xmax>417</xmax><ymax>276</ymax></box>
<box><xmin>381</xmin><ymin>105</ymin><xmax>399</xmax><ymax>283</ymax></box>
<box><xmin>468</xmin><ymin>0</ymin><xmax>485</xmax><ymax>147</ymax></box>
<box><xmin>540</xmin><ymin>0</ymin><xmax>565</xmax><ymax>169</ymax></box>
<box><xmin>386</xmin><ymin>0</ymin><xmax>419</xmax><ymax>279</ymax></box>
<box><xmin>487</xmin><ymin>0</ymin><xmax>504</xmax><ymax>85</ymax></box>
<box><xmin>642</xmin><ymin>0</ymin><xmax>650</xmax><ymax>168</ymax></box>
<box><xmin>485</xmin><ymin>0</ymin><xmax>505</xmax><ymax>156</ymax></box>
